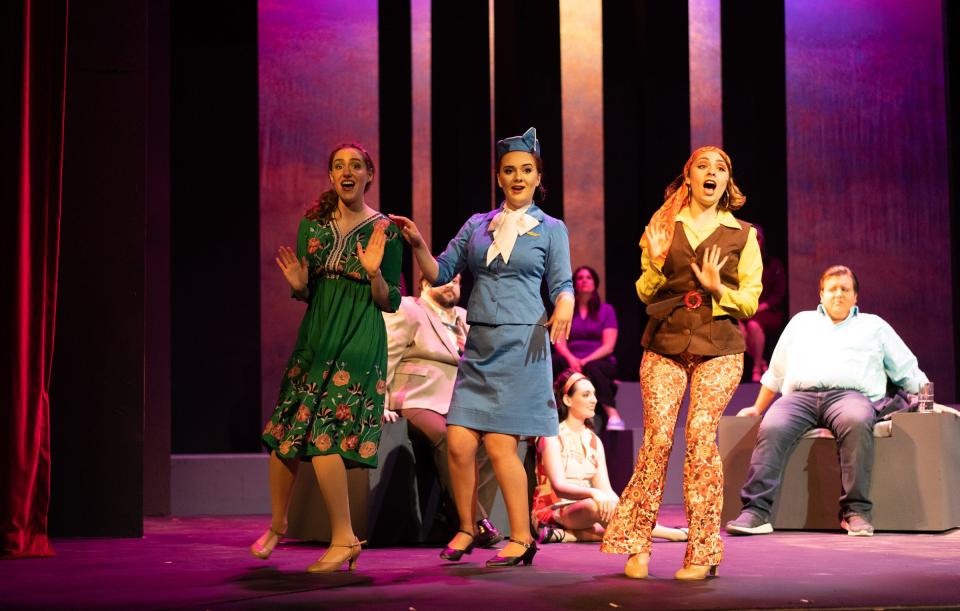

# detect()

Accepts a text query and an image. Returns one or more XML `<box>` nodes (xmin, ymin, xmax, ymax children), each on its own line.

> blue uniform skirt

<box><xmin>446</xmin><ymin>323</ymin><xmax>560</xmax><ymax>437</ymax></box>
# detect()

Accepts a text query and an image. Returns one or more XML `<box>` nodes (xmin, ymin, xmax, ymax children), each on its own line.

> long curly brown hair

<box><xmin>305</xmin><ymin>142</ymin><xmax>376</xmax><ymax>223</ymax></box>
<box><xmin>573</xmin><ymin>265</ymin><xmax>602</xmax><ymax>319</ymax></box>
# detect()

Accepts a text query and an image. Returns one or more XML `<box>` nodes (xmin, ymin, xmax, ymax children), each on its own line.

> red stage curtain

<box><xmin>1</xmin><ymin>0</ymin><xmax>68</xmax><ymax>559</ymax></box>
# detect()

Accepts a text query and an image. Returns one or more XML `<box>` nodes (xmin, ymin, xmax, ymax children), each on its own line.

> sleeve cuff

<box><xmin>635</xmin><ymin>268</ymin><xmax>666</xmax><ymax>300</ymax></box>
<box><xmin>713</xmin><ymin>287</ymin><xmax>757</xmax><ymax>318</ymax></box>
<box><xmin>712</xmin><ymin>289</ymin><xmax>738</xmax><ymax>317</ymax></box>
<box><xmin>759</xmin><ymin>370</ymin><xmax>782</xmax><ymax>393</ymax></box>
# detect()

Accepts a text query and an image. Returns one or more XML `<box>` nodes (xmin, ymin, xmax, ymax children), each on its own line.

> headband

<box><xmin>562</xmin><ymin>372</ymin><xmax>588</xmax><ymax>395</ymax></box>
<box><xmin>496</xmin><ymin>127</ymin><xmax>540</xmax><ymax>158</ymax></box>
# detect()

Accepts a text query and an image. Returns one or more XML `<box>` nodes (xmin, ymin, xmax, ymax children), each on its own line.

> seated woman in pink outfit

<box><xmin>532</xmin><ymin>370</ymin><xmax>687</xmax><ymax>544</ymax></box>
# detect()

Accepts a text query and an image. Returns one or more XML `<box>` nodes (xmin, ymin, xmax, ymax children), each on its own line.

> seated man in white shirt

<box><xmin>725</xmin><ymin>265</ymin><xmax>929</xmax><ymax>537</ymax></box>
<box><xmin>383</xmin><ymin>274</ymin><xmax>501</xmax><ymax>547</ymax></box>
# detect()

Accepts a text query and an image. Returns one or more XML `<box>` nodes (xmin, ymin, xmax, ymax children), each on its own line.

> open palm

<box><xmin>276</xmin><ymin>245</ymin><xmax>308</xmax><ymax>291</ymax></box>
<box><xmin>357</xmin><ymin>223</ymin><xmax>386</xmax><ymax>276</ymax></box>
<box><xmin>644</xmin><ymin>224</ymin><xmax>669</xmax><ymax>261</ymax></box>
<box><xmin>691</xmin><ymin>245</ymin><xmax>729</xmax><ymax>294</ymax></box>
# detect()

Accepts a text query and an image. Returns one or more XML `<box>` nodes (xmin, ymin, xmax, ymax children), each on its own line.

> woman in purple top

<box><xmin>553</xmin><ymin>265</ymin><xmax>625</xmax><ymax>432</ymax></box>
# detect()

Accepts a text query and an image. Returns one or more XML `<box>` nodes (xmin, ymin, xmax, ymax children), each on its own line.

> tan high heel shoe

<box><xmin>674</xmin><ymin>564</ymin><xmax>719</xmax><ymax>580</ymax></box>
<box><xmin>306</xmin><ymin>538</ymin><xmax>365</xmax><ymax>573</ymax></box>
<box><xmin>624</xmin><ymin>552</ymin><xmax>650</xmax><ymax>579</ymax></box>
<box><xmin>250</xmin><ymin>527</ymin><xmax>285</xmax><ymax>560</ymax></box>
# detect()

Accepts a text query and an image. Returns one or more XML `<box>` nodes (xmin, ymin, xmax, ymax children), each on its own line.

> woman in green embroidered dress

<box><xmin>250</xmin><ymin>143</ymin><xmax>402</xmax><ymax>573</ymax></box>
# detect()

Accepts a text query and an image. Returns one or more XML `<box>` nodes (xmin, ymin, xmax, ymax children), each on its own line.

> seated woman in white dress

<box><xmin>533</xmin><ymin>370</ymin><xmax>688</xmax><ymax>543</ymax></box>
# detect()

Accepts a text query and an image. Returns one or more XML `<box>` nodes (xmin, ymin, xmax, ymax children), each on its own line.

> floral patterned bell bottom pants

<box><xmin>601</xmin><ymin>350</ymin><xmax>743</xmax><ymax>566</ymax></box>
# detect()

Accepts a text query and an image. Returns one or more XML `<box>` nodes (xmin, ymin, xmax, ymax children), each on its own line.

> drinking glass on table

<box><xmin>918</xmin><ymin>382</ymin><xmax>934</xmax><ymax>412</ymax></box>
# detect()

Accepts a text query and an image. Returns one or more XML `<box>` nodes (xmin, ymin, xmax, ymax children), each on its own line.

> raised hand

<box><xmin>357</xmin><ymin>222</ymin><xmax>386</xmax><ymax>277</ymax></box>
<box><xmin>691</xmin><ymin>244</ymin><xmax>729</xmax><ymax>296</ymax></box>
<box><xmin>387</xmin><ymin>214</ymin><xmax>424</xmax><ymax>249</ymax></box>
<box><xmin>643</xmin><ymin>224</ymin><xmax>669</xmax><ymax>261</ymax></box>
<box><xmin>276</xmin><ymin>245</ymin><xmax>308</xmax><ymax>292</ymax></box>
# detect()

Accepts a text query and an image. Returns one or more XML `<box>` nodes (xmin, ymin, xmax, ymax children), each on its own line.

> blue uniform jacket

<box><xmin>435</xmin><ymin>203</ymin><xmax>573</xmax><ymax>326</ymax></box>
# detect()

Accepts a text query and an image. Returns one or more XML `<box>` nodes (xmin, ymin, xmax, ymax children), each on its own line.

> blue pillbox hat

<box><xmin>495</xmin><ymin>127</ymin><xmax>540</xmax><ymax>158</ymax></box>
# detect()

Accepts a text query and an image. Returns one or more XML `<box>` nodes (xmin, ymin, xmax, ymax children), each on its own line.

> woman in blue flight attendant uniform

<box><xmin>391</xmin><ymin>127</ymin><xmax>574</xmax><ymax>567</ymax></box>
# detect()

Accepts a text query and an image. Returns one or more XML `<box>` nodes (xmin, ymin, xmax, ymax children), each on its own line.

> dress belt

<box><xmin>645</xmin><ymin>290</ymin><xmax>708</xmax><ymax>319</ymax></box>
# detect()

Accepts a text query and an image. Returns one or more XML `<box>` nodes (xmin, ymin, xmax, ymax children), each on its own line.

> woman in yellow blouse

<box><xmin>600</xmin><ymin>146</ymin><xmax>761</xmax><ymax>580</ymax></box>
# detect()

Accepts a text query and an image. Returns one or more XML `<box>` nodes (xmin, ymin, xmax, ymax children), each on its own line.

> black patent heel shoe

<box><xmin>485</xmin><ymin>538</ymin><xmax>537</xmax><ymax>567</ymax></box>
<box><xmin>440</xmin><ymin>529</ymin><xmax>476</xmax><ymax>561</ymax></box>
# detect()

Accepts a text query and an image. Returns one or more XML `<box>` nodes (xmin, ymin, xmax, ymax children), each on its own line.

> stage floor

<box><xmin>4</xmin><ymin>506</ymin><xmax>959</xmax><ymax>610</ymax></box>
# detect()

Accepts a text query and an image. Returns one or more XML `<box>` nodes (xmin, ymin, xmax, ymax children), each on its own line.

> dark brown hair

<box><xmin>573</xmin><ymin>265</ymin><xmax>602</xmax><ymax>319</ymax></box>
<box><xmin>553</xmin><ymin>369</ymin><xmax>594</xmax><ymax>430</ymax></box>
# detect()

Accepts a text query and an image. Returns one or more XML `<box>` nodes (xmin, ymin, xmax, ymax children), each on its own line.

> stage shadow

<box><xmin>234</xmin><ymin>563</ymin><xmax>494</xmax><ymax>592</ymax></box>
<box><xmin>230</xmin><ymin>566</ymin><xmax>373</xmax><ymax>592</ymax></box>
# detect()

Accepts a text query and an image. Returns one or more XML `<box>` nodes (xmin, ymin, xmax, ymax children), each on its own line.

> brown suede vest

<box><xmin>641</xmin><ymin>219</ymin><xmax>751</xmax><ymax>356</ymax></box>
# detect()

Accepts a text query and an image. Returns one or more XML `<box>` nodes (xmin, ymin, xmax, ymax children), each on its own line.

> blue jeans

<box><xmin>739</xmin><ymin>389</ymin><xmax>877</xmax><ymax>521</ymax></box>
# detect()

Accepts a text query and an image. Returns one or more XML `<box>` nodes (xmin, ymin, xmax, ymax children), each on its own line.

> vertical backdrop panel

<box><xmin>50</xmin><ymin>0</ymin><xmax>147</xmax><ymax>536</ymax></box>
<box><xmin>145</xmin><ymin>0</ymin><xmax>171</xmax><ymax>513</ymax></box>
<box><xmin>494</xmin><ymin>0</ymin><xmax>563</xmax><ymax>218</ymax></box>
<box><xmin>170</xmin><ymin>1</ymin><xmax>260</xmax><ymax>454</ymax></box>
<box><xmin>688</xmin><ymin>0</ymin><xmax>722</xmax><ymax>151</ymax></box>
<box><xmin>259</xmin><ymin>0</ymin><xmax>380</xmax><ymax>420</ymax></box>
<box><xmin>430</xmin><ymin>0</ymin><xmax>492</xmax><ymax>305</ymax></box>
<box><xmin>602</xmin><ymin>1</ymin><xmax>690</xmax><ymax>380</ymax></box>
<box><xmin>378</xmin><ymin>0</ymin><xmax>412</xmax><ymax>290</ymax></box>
<box><xmin>560</xmin><ymin>0</ymin><xmax>604</xmax><ymax>288</ymax></box>
<box><xmin>786</xmin><ymin>0</ymin><xmax>954</xmax><ymax>399</ymax></box>
<box><xmin>411</xmin><ymin>0</ymin><xmax>431</xmax><ymax>290</ymax></box>
<box><xmin>948</xmin><ymin>1</ymin><xmax>960</xmax><ymax>398</ymax></box>
<box><xmin>721</xmin><ymin>0</ymin><xmax>788</xmax><ymax>270</ymax></box>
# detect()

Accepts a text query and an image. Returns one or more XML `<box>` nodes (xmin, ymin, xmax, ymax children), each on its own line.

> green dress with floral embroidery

<box><xmin>261</xmin><ymin>213</ymin><xmax>402</xmax><ymax>468</ymax></box>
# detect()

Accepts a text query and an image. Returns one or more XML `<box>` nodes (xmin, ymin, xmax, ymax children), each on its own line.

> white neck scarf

<box><xmin>486</xmin><ymin>204</ymin><xmax>540</xmax><ymax>266</ymax></box>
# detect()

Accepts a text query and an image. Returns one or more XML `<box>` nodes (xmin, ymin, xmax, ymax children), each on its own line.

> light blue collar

<box><xmin>817</xmin><ymin>304</ymin><xmax>859</xmax><ymax>323</ymax></box>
